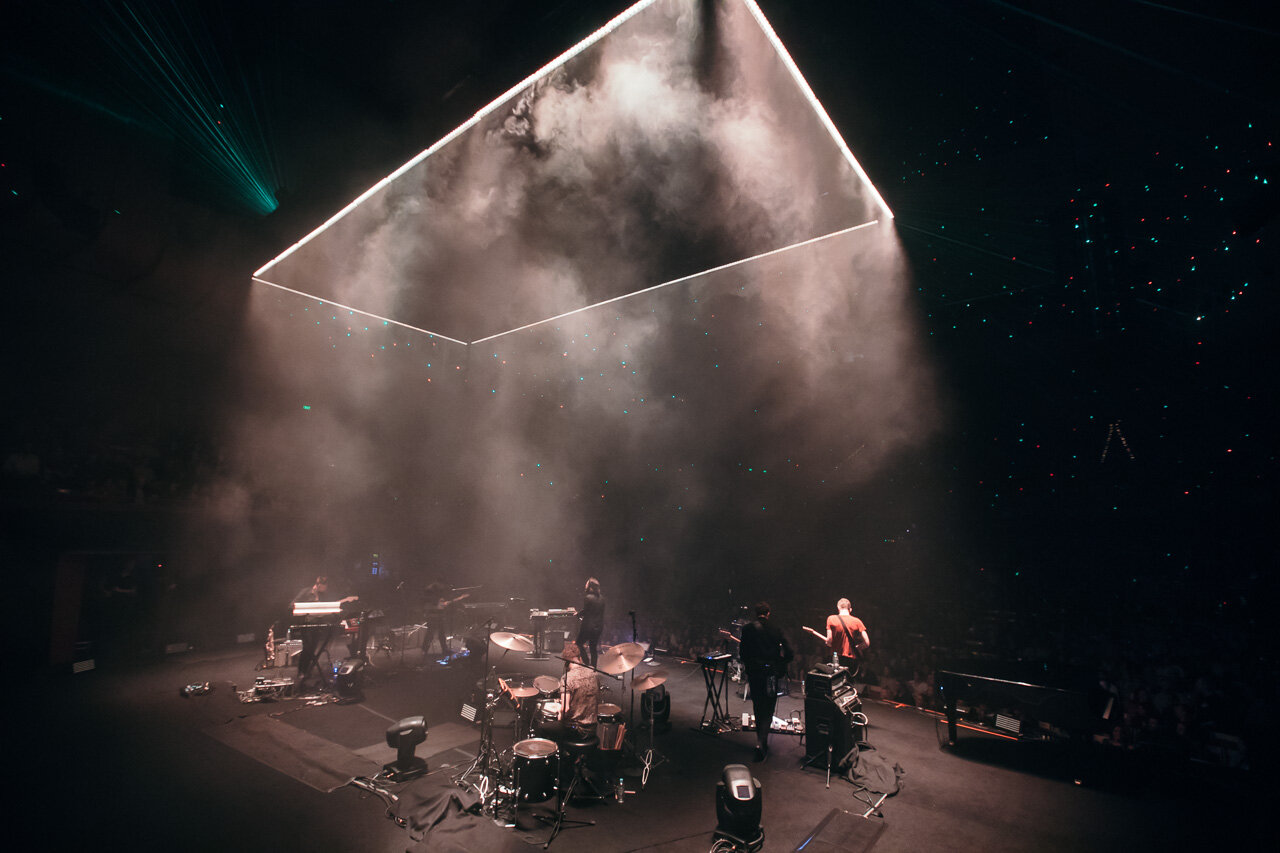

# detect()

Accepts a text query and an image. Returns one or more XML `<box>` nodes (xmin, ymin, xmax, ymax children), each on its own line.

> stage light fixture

<box><xmin>383</xmin><ymin>715</ymin><xmax>428</xmax><ymax>782</ymax></box>
<box><xmin>714</xmin><ymin>763</ymin><xmax>764</xmax><ymax>851</ymax></box>
<box><xmin>333</xmin><ymin>657</ymin><xmax>365</xmax><ymax>704</ymax></box>
<box><xmin>642</xmin><ymin>684</ymin><xmax>672</xmax><ymax>733</ymax></box>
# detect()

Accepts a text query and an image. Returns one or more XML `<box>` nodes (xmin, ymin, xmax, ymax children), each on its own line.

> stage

<box><xmin>20</xmin><ymin>638</ymin><xmax>1255</xmax><ymax>852</ymax></box>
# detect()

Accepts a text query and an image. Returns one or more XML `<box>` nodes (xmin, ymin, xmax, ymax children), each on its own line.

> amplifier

<box><xmin>804</xmin><ymin>695</ymin><xmax>858</xmax><ymax>767</ymax></box>
<box><xmin>804</xmin><ymin>664</ymin><xmax>849</xmax><ymax>699</ymax></box>
<box><xmin>833</xmin><ymin>686</ymin><xmax>861</xmax><ymax>715</ymax></box>
<box><xmin>271</xmin><ymin>639</ymin><xmax>302</xmax><ymax>667</ymax></box>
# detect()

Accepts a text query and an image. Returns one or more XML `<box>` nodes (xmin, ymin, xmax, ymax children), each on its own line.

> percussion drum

<box><xmin>597</xmin><ymin>703</ymin><xmax>626</xmax><ymax>750</ymax></box>
<box><xmin>512</xmin><ymin>738</ymin><xmax>559</xmax><ymax>803</ymax></box>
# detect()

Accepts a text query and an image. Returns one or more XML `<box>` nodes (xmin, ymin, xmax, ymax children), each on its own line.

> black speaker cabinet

<box><xmin>805</xmin><ymin>696</ymin><xmax>856</xmax><ymax>767</ymax></box>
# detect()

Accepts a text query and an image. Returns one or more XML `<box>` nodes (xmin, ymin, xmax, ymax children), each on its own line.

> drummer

<box><xmin>557</xmin><ymin>641</ymin><xmax>599</xmax><ymax>737</ymax></box>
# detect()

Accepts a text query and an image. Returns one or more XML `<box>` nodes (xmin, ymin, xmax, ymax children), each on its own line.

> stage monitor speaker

<box><xmin>805</xmin><ymin>697</ymin><xmax>856</xmax><ymax>767</ymax></box>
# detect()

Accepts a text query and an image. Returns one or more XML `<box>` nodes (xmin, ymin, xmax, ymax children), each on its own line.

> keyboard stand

<box><xmin>698</xmin><ymin>655</ymin><xmax>734</xmax><ymax>733</ymax></box>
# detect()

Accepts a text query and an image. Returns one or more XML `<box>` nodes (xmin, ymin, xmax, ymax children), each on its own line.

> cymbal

<box><xmin>597</xmin><ymin>642</ymin><xmax>646</xmax><ymax>675</ymax></box>
<box><xmin>632</xmin><ymin>670</ymin><xmax>668</xmax><ymax>691</ymax></box>
<box><xmin>507</xmin><ymin>686</ymin><xmax>539</xmax><ymax>699</ymax></box>
<box><xmin>492</xmin><ymin>631</ymin><xmax>534</xmax><ymax>652</ymax></box>
<box><xmin>533</xmin><ymin>675</ymin><xmax>560</xmax><ymax>694</ymax></box>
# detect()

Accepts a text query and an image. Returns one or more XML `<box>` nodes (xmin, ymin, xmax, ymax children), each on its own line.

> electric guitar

<box><xmin>803</xmin><ymin>623</ymin><xmax>866</xmax><ymax>661</ymax></box>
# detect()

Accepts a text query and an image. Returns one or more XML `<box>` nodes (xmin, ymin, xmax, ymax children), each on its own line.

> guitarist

<box><xmin>421</xmin><ymin>581</ymin><xmax>469</xmax><ymax>656</ymax></box>
<box><xmin>803</xmin><ymin>598</ymin><xmax>870</xmax><ymax>674</ymax></box>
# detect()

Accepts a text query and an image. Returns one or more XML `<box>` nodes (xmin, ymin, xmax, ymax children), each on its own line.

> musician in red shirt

<box><xmin>804</xmin><ymin>598</ymin><xmax>870</xmax><ymax>673</ymax></box>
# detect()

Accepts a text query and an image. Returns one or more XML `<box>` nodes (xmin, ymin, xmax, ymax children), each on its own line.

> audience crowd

<box><xmin>615</xmin><ymin>599</ymin><xmax>1260</xmax><ymax>776</ymax></box>
<box><xmin>3</xmin><ymin>431</ymin><xmax>225</xmax><ymax>507</ymax></box>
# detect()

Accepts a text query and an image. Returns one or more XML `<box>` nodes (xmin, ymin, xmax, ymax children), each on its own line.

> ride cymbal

<box><xmin>597</xmin><ymin>642</ymin><xmax>645</xmax><ymax>674</ymax></box>
<box><xmin>492</xmin><ymin>631</ymin><xmax>534</xmax><ymax>652</ymax></box>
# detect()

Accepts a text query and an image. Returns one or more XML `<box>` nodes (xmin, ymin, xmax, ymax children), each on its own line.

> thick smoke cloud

<box><xmin>207</xmin><ymin>0</ymin><xmax>938</xmax><ymax>633</ymax></box>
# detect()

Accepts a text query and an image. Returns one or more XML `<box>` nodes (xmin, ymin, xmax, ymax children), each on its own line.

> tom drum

<box><xmin>534</xmin><ymin>699</ymin><xmax>562</xmax><ymax>736</ymax></box>
<box><xmin>512</xmin><ymin>738</ymin><xmax>559</xmax><ymax>803</ymax></box>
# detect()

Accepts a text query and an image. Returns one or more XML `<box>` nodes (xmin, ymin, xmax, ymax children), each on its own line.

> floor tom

<box><xmin>512</xmin><ymin>738</ymin><xmax>559</xmax><ymax>803</ymax></box>
<box><xmin>597</xmin><ymin>703</ymin><xmax>625</xmax><ymax>750</ymax></box>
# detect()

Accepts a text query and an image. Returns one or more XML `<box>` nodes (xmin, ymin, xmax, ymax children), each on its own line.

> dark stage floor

<box><xmin>20</xmin><ymin>639</ymin><xmax>1259</xmax><ymax>852</ymax></box>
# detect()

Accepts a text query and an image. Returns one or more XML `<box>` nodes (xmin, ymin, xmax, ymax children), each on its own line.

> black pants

<box><xmin>577</xmin><ymin>626</ymin><xmax>601</xmax><ymax>668</ymax></box>
<box><xmin>746</xmin><ymin>667</ymin><xmax>779</xmax><ymax>747</ymax></box>
<box><xmin>297</xmin><ymin>626</ymin><xmax>332</xmax><ymax>680</ymax></box>
<box><xmin>421</xmin><ymin>617</ymin><xmax>449</xmax><ymax>655</ymax></box>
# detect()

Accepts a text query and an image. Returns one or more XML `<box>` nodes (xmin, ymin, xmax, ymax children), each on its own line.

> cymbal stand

<box><xmin>454</xmin><ymin>669</ymin><xmax>504</xmax><ymax>810</ymax></box>
<box><xmin>619</xmin><ymin>612</ymin><xmax>666</xmax><ymax>787</ymax></box>
<box><xmin>638</xmin><ymin>688</ymin><xmax>669</xmax><ymax>787</ymax></box>
<box><xmin>538</xmin><ymin>756</ymin><xmax>596</xmax><ymax>849</ymax></box>
<box><xmin>455</xmin><ymin>620</ymin><xmax>499</xmax><ymax>791</ymax></box>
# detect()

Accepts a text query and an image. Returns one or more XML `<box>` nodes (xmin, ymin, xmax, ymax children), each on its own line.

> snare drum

<box><xmin>597</xmin><ymin>703</ymin><xmax>625</xmax><ymax>750</ymax></box>
<box><xmin>512</xmin><ymin>738</ymin><xmax>558</xmax><ymax>803</ymax></box>
<box><xmin>534</xmin><ymin>699</ymin><xmax>562</xmax><ymax>735</ymax></box>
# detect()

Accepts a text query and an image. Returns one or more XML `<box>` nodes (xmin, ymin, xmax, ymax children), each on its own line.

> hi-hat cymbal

<box><xmin>597</xmin><ymin>642</ymin><xmax>646</xmax><ymax>674</ymax></box>
<box><xmin>534</xmin><ymin>675</ymin><xmax>560</xmax><ymax>694</ymax></box>
<box><xmin>507</xmin><ymin>685</ymin><xmax>539</xmax><ymax>698</ymax></box>
<box><xmin>632</xmin><ymin>670</ymin><xmax>668</xmax><ymax>691</ymax></box>
<box><xmin>492</xmin><ymin>631</ymin><xmax>534</xmax><ymax>652</ymax></box>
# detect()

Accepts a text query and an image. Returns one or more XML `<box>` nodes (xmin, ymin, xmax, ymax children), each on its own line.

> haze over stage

<box><xmin>254</xmin><ymin>0</ymin><xmax>890</xmax><ymax>344</ymax></box>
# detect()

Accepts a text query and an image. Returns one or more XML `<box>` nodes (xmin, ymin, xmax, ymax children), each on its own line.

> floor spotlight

<box><xmin>714</xmin><ymin>763</ymin><xmax>763</xmax><ymax>851</ymax></box>
<box><xmin>383</xmin><ymin>715</ymin><xmax>428</xmax><ymax>782</ymax></box>
<box><xmin>642</xmin><ymin>684</ymin><xmax>672</xmax><ymax>733</ymax></box>
<box><xmin>333</xmin><ymin>657</ymin><xmax>364</xmax><ymax>704</ymax></box>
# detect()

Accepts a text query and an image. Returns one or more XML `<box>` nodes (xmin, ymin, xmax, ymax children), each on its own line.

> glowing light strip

<box><xmin>253</xmin><ymin>0</ymin><xmax>658</xmax><ymax>278</ymax></box>
<box><xmin>251</xmin><ymin>277</ymin><xmax>470</xmax><ymax>346</ymax></box>
<box><xmin>470</xmin><ymin>220</ymin><xmax>881</xmax><ymax>344</ymax></box>
<box><xmin>741</xmin><ymin>0</ymin><xmax>894</xmax><ymax>221</ymax></box>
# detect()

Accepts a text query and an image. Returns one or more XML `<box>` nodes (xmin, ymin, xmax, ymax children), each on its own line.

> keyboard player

<box><xmin>291</xmin><ymin>576</ymin><xmax>358</xmax><ymax>682</ymax></box>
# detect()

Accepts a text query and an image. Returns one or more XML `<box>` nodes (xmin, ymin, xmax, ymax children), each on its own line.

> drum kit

<box><xmin>453</xmin><ymin>636</ymin><xmax>671</xmax><ymax>843</ymax></box>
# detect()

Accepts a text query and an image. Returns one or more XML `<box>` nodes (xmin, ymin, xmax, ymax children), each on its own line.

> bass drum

<box><xmin>512</xmin><ymin>738</ymin><xmax>559</xmax><ymax>803</ymax></box>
